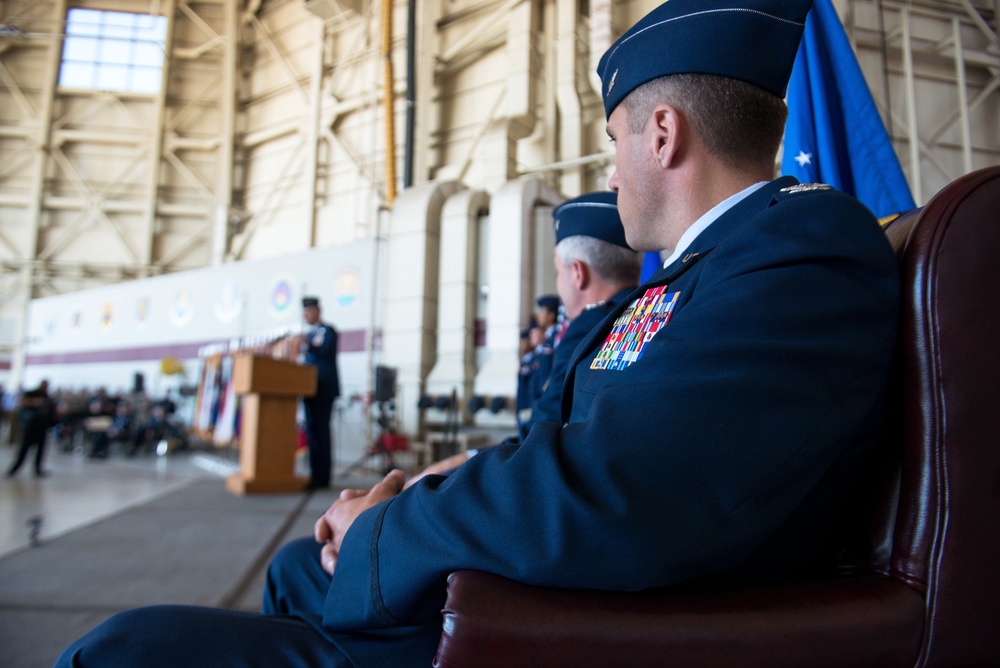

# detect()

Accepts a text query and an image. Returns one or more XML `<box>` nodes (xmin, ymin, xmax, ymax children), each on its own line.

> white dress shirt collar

<box><xmin>660</xmin><ymin>181</ymin><xmax>769</xmax><ymax>269</ymax></box>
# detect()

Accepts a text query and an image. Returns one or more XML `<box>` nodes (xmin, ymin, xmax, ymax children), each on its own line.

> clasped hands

<box><xmin>313</xmin><ymin>469</ymin><xmax>406</xmax><ymax>575</ymax></box>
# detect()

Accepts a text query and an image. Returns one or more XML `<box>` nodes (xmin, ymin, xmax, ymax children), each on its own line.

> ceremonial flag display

<box><xmin>640</xmin><ymin>251</ymin><xmax>663</xmax><ymax>283</ymax></box>
<box><xmin>782</xmin><ymin>0</ymin><xmax>915</xmax><ymax>219</ymax></box>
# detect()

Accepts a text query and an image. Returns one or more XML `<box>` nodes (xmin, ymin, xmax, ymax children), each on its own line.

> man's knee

<box><xmin>263</xmin><ymin>537</ymin><xmax>328</xmax><ymax>615</ymax></box>
<box><xmin>56</xmin><ymin>607</ymin><xmax>187</xmax><ymax>667</ymax></box>
<box><xmin>268</xmin><ymin>537</ymin><xmax>322</xmax><ymax>583</ymax></box>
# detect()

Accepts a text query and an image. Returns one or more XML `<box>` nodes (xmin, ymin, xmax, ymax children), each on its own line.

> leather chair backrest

<box><xmin>879</xmin><ymin>166</ymin><xmax>1000</xmax><ymax>667</ymax></box>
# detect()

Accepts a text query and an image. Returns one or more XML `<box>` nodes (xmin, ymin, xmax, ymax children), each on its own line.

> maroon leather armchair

<box><xmin>434</xmin><ymin>165</ymin><xmax>1000</xmax><ymax>668</ymax></box>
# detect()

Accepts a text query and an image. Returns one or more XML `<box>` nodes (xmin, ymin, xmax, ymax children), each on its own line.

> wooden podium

<box><xmin>225</xmin><ymin>352</ymin><xmax>317</xmax><ymax>495</ymax></box>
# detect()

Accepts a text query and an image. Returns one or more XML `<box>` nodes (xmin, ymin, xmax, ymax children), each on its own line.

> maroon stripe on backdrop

<box><xmin>475</xmin><ymin>319</ymin><xmax>486</xmax><ymax>347</ymax></box>
<box><xmin>25</xmin><ymin>328</ymin><xmax>375</xmax><ymax>366</ymax></box>
<box><xmin>338</xmin><ymin>328</ymin><xmax>371</xmax><ymax>353</ymax></box>
<box><xmin>26</xmin><ymin>342</ymin><xmax>212</xmax><ymax>366</ymax></box>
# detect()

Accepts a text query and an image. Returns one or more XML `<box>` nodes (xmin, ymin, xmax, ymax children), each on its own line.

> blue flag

<box><xmin>782</xmin><ymin>0</ymin><xmax>915</xmax><ymax>219</ymax></box>
<box><xmin>640</xmin><ymin>251</ymin><xmax>662</xmax><ymax>283</ymax></box>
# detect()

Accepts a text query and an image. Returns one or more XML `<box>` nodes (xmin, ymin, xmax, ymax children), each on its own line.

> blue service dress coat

<box><xmin>304</xmin><ymin>322</ymin><xmax>340</xmax><ymax>399</ymax></box>
<box><xmin>528</xmin><ymin>325</ymin><xmax>558</xmax><ymax>399</ymax></box>
<box><xmin>53</xmin><ymin>177</ymin><xmax>902</xmax><ymax>668</ymax></box>
<box><xmin>322</xmin><ymin>177</ymin><xmax>901</xmax><ymax>663</ymax></box>
<box><xmin>303</xmin><ymin>322</ymin><xmax>340</xmax><ymax>487</ymax></box>
<box><xmin>522</xmin><ymin>286</ymin><xmax>635</xmax><ymax>437</ymax></box>
<box><xmin>516</xmin><ymin>323</ymin><xmax>559</xmax><ymax>433</ymax></box>
<box><xmin>514</xmin><ymin>347</ymin><xmax>540</xmax><ymax>429</ymax></box>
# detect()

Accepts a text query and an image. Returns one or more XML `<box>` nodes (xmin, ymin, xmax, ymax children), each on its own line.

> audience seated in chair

<box><xmin>434</xmin><ymin>165</ymin><xmax>1000</xmax><ymax>668</ymax></box>
<box><xmin>88</xmin><ymin>402</ymin><xmax>133</xmax><ymax>460</ymax></box>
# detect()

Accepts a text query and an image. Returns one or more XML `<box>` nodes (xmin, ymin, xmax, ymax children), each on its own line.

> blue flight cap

<box><xmin>536</xmin><ymin>295</ymin><xmax>560</xmax><ymax>312</ymax></box>
<box><xmin>598</xmin><ymin>0</ymin><xmax>813</xmax><ymax>119</ymax></box>
<box><xmin>553</xmin><ymin>191</ymin><xmax>631</xmax><ymax>249</ymax></box>
<box><xmin>301</xmin><ymin>296</ymin><xmax>320</xmax><ymax>308</ymax></box>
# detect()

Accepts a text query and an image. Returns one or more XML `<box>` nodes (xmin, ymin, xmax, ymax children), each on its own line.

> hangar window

<box><xmin>58</xmin><ymin>9</ymin><xmax>167</xmax><ymax>94</ymax></box>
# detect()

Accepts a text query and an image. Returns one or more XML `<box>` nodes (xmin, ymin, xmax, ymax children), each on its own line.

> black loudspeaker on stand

<box><xmin>342</xmin><ymin>365</ymin><xmax>400</xmax><ymax>476</ymax></box>
<box><xmin>374</xmin><ymin>365</ymin><xmax>397</xmax><ymax>403</ymax></box>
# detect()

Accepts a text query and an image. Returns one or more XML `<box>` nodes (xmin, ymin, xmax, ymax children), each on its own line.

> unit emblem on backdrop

<box><xmin>333</xmin><ymin>268</ymin><xmax>361</xmax><ymax>310</ymax></box>
<box><xmin>101</xmin><ymin>302</ymin><xmax>115</xmax><ymax>331</ymax></box>
<box><xmin>268</xmin><ymin>274</ymin><xmax>297</xmax><ymax>319</ymax></box>
<box><xmin>214</xmin><ymin>280</ymin><xmax>243</xmax><ymax>323</ymax></box>
<box><xmin>135</xmin><ymin>296</ymin><xmax>151</xmax><ymax>329</ymax></box>
<box><xmin>169</xmin><ymin>290</ymin><xmax>194</xmax><ymax>328</ymax></box>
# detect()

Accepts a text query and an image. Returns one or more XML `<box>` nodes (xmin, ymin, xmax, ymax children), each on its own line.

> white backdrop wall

<box><xmin>21</xmin><ymin>238</ymin><xmax>381</xmax><ymax>466</ymax></box>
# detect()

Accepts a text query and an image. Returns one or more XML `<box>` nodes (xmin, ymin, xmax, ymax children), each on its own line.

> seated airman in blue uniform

<box><xmin>517</xmin><ymin>294</ymin><xmax>561</xmax><ymax>426</ymax></box>
<box><xmin>522</xmin><ymin>191</ymin><xmax>641</xmax><ymax>435</ymax></box>
<box><xmin>56</xmin><ymin>2</ymin><xmax>900</xmax><ymax>666</ymax></box>
<box><xmin>409</xmin><ymin>191</ymin><xmax>642</xmax><ymax>481</ymax></box>
<box><xmin>513</xmin><ymin>324</ymin><xmax>534</xmax><ymax>419</ymax></box>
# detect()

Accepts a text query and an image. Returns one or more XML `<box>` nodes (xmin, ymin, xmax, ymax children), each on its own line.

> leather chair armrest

<box><xmin>435</xmin><ymin>571</ymin><xmax>924</xmax><ymax>668</ymax></box>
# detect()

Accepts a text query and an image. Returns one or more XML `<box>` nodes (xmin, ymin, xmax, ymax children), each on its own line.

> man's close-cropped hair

<box><xmin>622</xmin><ymin>73</ymin><xmax>788</xmax><ymax>175</ymax></box>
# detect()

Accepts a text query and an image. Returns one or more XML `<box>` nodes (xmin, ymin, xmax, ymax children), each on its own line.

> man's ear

<box><xmin>650</xmin><ymin>103</ymin><xmax>683</xmax><ymax>169</ymax></box>
<box><xmin>572</xmin><ymin>259</ymin><xmax>590</xmax><ymax>290</ymax></box>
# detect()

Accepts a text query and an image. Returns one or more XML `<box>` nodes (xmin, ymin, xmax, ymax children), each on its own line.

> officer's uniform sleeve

<box><xmin>324</xmin><ymin>192</ymin><xmax>900</xmax><ymax>631</ymax></box>
<box><xmin>307</xmin><ymin>324</ymin><xmax>337</xmax><ymax>361</ymax></box>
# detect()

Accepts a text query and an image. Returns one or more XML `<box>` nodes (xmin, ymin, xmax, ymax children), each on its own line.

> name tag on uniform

<box><xmin>590</xmin><ymin>287</ymin><xmax>680</xmax><ymax>371</ymax></box>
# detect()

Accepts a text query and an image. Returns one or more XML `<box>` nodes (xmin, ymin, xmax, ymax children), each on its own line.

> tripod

<box><xmin>341</xmin><ymin>399</ymin><xmax>400</xmax><ymax>476</ymax></box>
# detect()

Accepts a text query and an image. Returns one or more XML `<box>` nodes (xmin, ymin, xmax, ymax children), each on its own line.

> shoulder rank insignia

<box><xmin>778</xmin><ymin>183</ymin><xmax>832</xmax><ymax>195</ymax></box>
<box><xmin>590</xmin><ymin>287</ymin><xmax>680</xmax><ymax>371</ymax></box>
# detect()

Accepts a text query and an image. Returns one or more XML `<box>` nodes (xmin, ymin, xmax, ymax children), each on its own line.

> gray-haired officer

<box><xmin>528</xmin><ymin>191</ymin><xmax>641</xmax><ymax>433</ymax></box>
<box><xmin>56</xmin><ymin>3</ymin><xmax>900</xmax><ymax>667</ymax></box>
<box><xmin>408</xmin><ymin>191</ymin><xmax>642</xmax><ymax>482</ymax></box>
